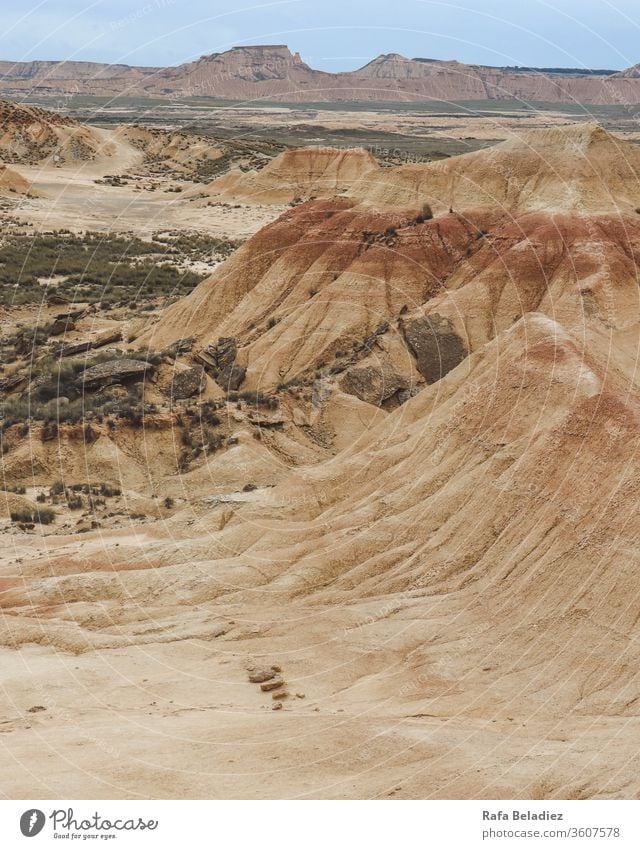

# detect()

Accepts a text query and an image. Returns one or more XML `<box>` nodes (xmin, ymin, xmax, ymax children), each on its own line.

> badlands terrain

<box><xmin>4</xmin><ymin>44</ymin><xmax>640</xmax><ymax>104</ymax></box>
<box><xmin>1</xmin><ymin>95</ymin><xmax>640</xmax><ymax>799</ymax></box>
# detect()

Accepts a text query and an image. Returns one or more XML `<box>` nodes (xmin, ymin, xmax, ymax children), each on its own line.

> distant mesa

<box><xmin>0</xmin><ymin>45</ymin><xmax>640</xmax><ymax>103</ymax></box>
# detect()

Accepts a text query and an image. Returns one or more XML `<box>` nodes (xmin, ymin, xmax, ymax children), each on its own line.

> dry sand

<box><xmin>8</xmin><ymin>127</ymin><xmax>281</xmax><ymax>239</ymax></box>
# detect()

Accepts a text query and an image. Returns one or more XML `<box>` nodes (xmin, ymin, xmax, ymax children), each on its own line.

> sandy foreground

<box><xmin>2</xmin><ymin>597</ymin><xmax>637</xmax><ymax>800</ymax></box>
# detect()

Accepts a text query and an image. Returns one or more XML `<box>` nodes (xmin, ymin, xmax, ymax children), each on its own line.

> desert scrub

<box><xmin>0</xmin><ymin>231</ymin><xmax>209</xmax><ymax>307</ymax></box>
<box><xmin>0</xmin><ymin>349</ymin><xmax>162</xmax><ymax>430</ymax></box>
<box><xmin>226</xmin><ymin>391</ymin><xmax>279</xmax><ymax>409</ymax></box>
<box><xmin>10</xmin><ymin>507</ymin><xmax>55</xmax><ymax>525</ymax></box>
<box><xmin>415</xmin><ymin>202</ymin><xmax>434</xmax><ymax>223</ymax></box>
<box><xmin>0</xmin><ymin>388</ymin><xmax>155</xmax><ymax>430</ymax></box>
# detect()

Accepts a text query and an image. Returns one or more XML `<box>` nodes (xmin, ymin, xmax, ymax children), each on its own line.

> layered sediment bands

<box><xmin>6</xmin><ymin>120</ymin><xmax>640</xmax><ymax>799</ymax></box>
<box><xmin>351</xmin><ymin>123</ymin><xmax>640</xmax><ymax>214</ymax></box>
<box><xmin>144</xmin><ymin>201</ymin><xmax>640</xmax><ymax>394</ymax></box>
<box><xmin>202</xmin><ymin>146</ymin><xmax>380</xmax><ymax>204</ymax></box>
<box><xmin>4</xmin><ymin>45</ymin><xmax>640</xmax><ymax>105</ymax></box>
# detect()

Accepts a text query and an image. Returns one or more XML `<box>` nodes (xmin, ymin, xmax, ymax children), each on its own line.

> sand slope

<box><xmin>352</xmin><ymin>123</ymin><xmax>640</xmax><ymax>213</ymax></box>
<box><xmin>202</xmin><ymin>146</ymin><xmax>379</xmax><ymax>204</ymax></box>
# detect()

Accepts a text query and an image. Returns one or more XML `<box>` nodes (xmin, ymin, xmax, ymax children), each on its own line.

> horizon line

<box><xmin>0</xmin><ymin>42</ymin><xmax>628</xmax><ymax>76</ymax></box>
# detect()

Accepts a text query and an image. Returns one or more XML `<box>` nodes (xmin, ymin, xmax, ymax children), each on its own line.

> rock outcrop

<box><xmin>80</xmin><ymin>359</ymin><xmax>152</xmax><ymax>390</ymax></box>
<box><xmin>197</xmin><ymin>337</ymin><xmax>246</xmax><ymax>391</ymax></box>
<box><xmin>340</xmin><ymin>360</ymin><xmax>410</xmax><ymax>406</ymax></box>
<box><xmin>400</xmin><ymin>313</ymin><xmax>467</xmax><ymax>384</ymax></box>
<box><xmin>168</xmin><ymin>365</ymin><xmax>205</xmax><ymax>400</ymax></box>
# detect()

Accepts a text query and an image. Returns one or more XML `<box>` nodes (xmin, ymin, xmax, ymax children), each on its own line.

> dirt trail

<box><xmin>8</xmin><ymin>127</ymin><xmax>280</xmax><ymax>238</ymax></box>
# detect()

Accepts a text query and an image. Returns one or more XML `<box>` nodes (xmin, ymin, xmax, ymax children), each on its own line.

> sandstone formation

<box><xmin>0</xmin><ymin>100</ymin><xmax>115</xmax><ymax>164</ymax></box>
<box><xmin>400</xmin><ymin>313</ymin><xmax>467</xmax><ymax>384</ymax></box>
<box><xmin>143</xmin><ymin>125</ymin><xmax>640</xmax><ymax>400</ymax></box>
<box><xmin>339</xmin><ymin>360</ymin><xmax>410</xmax><ymax>406</ymax></box>
<box><xmin>81</xmin><ymin>358</ymin><xmax>152</xmax><ymax>389</ymax></box>
<box><xmin>2</xmin><ymin>46</ymin><xmax>640</xmax><ymax>104</ymax></box>
<box><xmin>202</xmin><ymin>146</ymin><xmax>379</xmax><ymax>204</ymax></box>
<box><xmin>196</xmin><ymin>336</ymin><xmax>246</xmax><ymax>391</ymax></box>
<box><xmin>168</xmin><ymin>365</ymin><xmax>205</xmax><ymax>400</ymax></box>
<box><xmin>351</xmin><ymin>123</ymin><xmax>640</xmax><ymax>213</ymax></box>
<box><xmin>5</xmin><ymin>114</ymin><xmax>640</xmax><ymax>801</ymax></box>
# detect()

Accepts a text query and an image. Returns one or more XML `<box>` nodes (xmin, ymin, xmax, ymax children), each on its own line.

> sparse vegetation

<box><xmin>5</xmin><ymin>484</ymin><xmax>26</xmax><ymax>494</ymax></box>
<box><xmin>226</xmin><ymin>391</ymin><xmax>279</xmax><ymax>409</ymax></box>
<box><xmin>0</xmin><ymin>231</ymin><xmax>242</xmax><ymax>308</ymax></box>
<box><xmin>0</xmin><ymin>354</ymin><xmax>159</xmax><ymax>435</ymax></box>
<box><xmin>415</xmin><ymin>203</ymin><xmax>434</xmax><ymax>223</ymax></box>
<box><xmin>10</xmin><ymin>507</ymin><xmax>55</xmax><ymax>525</ymax></box>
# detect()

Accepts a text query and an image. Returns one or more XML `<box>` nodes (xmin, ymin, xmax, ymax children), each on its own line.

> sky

<box><xmin>1</xmin><ymin>0</ymin><xmax>640</xmax><ymax>72</ymax></box>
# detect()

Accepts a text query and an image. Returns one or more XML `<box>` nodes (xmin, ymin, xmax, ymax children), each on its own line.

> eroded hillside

<box><xmin>2</xmin><ymin>120</ymin><xmax>640</xmax><ymax>800</ymax></box>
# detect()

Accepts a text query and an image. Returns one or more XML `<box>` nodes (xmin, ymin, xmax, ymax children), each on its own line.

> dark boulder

<box><xmin>401</xmin><ymin>313</ymin><xmax>467</xmax><ymax>384</ymax></box>
<box><xmin>340</xmin><ymin>360</ymin><xmax>409</xmax><ymax>406</ymax></box>
<box><xmin>197</xmin><ymin>336</ymin><xmax>246</xmax><ymax>391</ymax></box>
<box><xmin>169</xmin><ymin>365</ymin><xmax>205</xmax><ymax>400</ymax></box>
<box><xmin>80</xmin><ymin>359</ymin><xmax>152</xmax><ymax>390</ymax></box>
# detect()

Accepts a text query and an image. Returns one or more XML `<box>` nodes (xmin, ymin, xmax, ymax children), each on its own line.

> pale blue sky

<box><xmin>0</xmin><ymin>0</ymin><xmax>639</xmax><ymax>72</ymax></box>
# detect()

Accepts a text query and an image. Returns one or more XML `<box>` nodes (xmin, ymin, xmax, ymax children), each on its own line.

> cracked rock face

<box><xmin>80</xmin><ymin>358</ymin><xmax>152</xmax><ymax>389</ymax></box>
<box><xmin>169</xmin><ymin>365</ymin><xmax>205</xmax><ymax>400</ymax></box>
<box><xmin>401</xmin><ymin>313</ymin><xmax>467</xmax><ymax>384</ymax></box>
<box><xmin>340</xmin><ymin>360</ymin><xmax>409</xmax><ymax>407</ymax></box>
<box><xmin>209</xmin><ymin>336</ymin><xmax>246</xmax><ymax>391</ymax></box>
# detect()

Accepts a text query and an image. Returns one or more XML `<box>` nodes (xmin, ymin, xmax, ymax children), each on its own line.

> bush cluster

<box><xmin>0</xmin><ymin>231</ymin><xmax>209</xmax><ymax>307</ymax></box>
<box><xmin>10</xmin><ymin>508</ymin><xmax>55</xmax><ymax>525</ymax></box>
